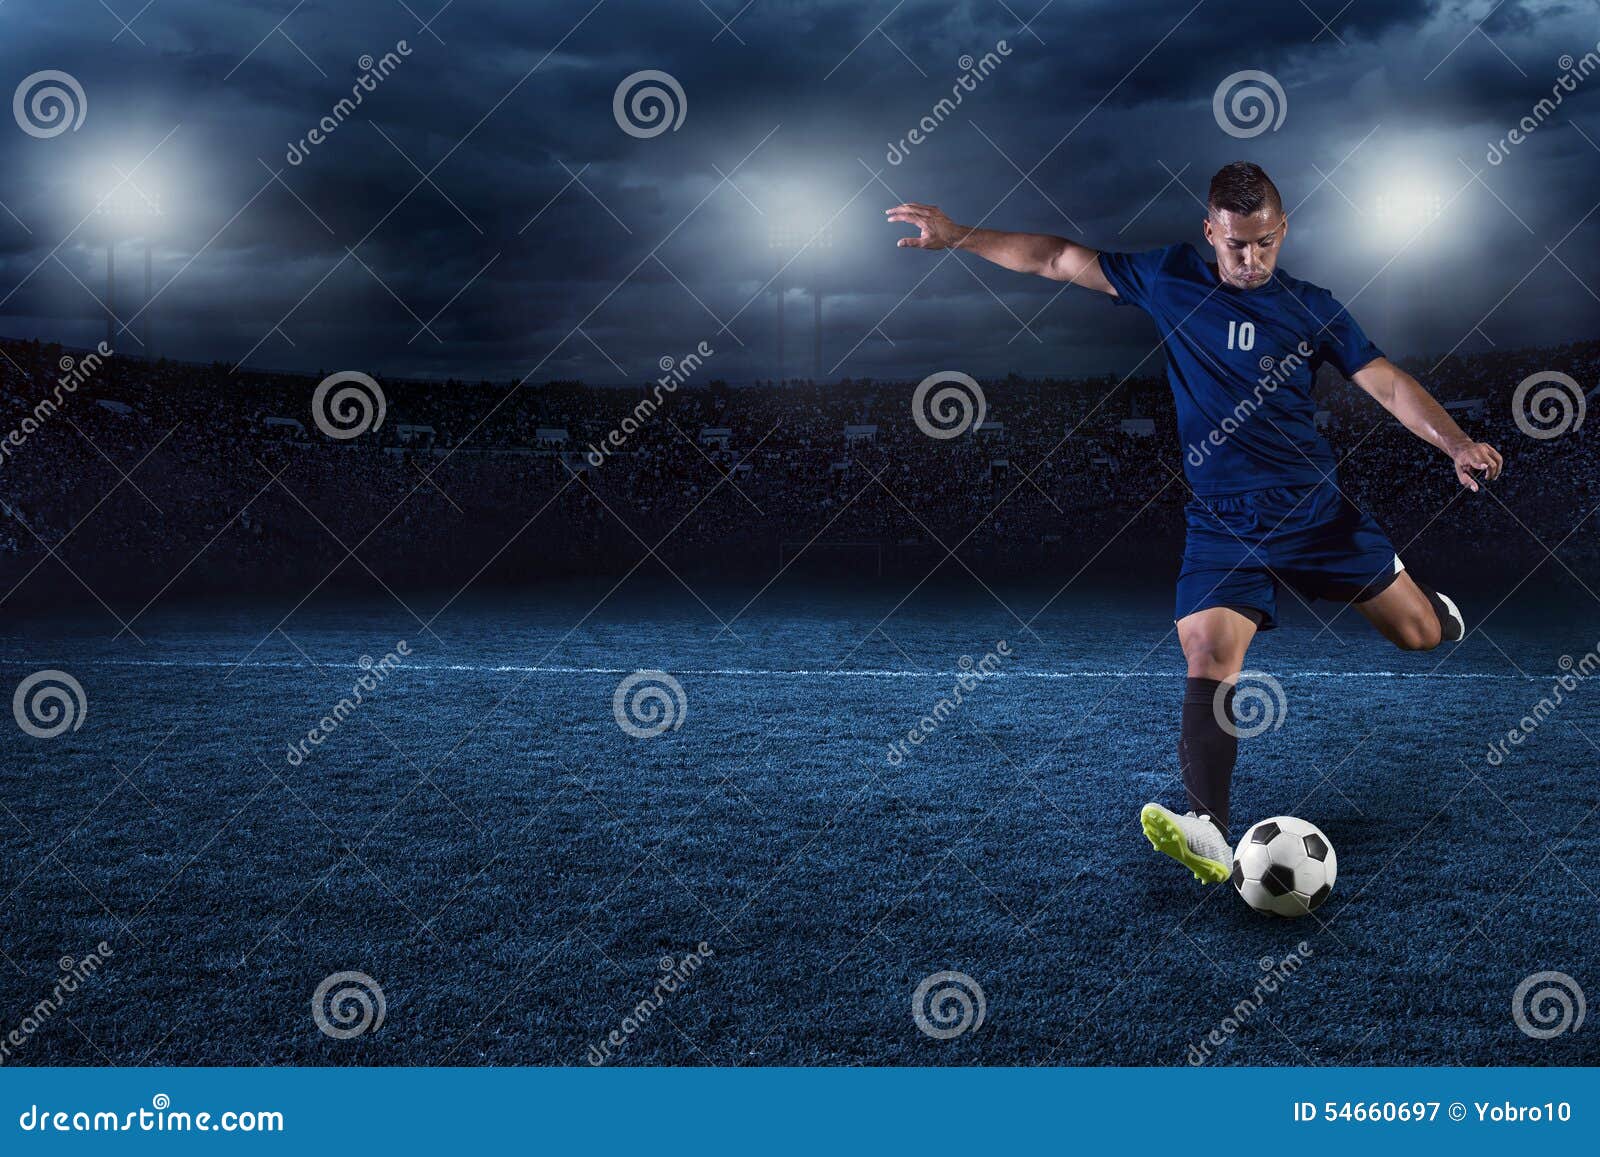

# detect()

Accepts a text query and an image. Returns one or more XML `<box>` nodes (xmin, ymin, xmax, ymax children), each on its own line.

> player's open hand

<box><xmin>886</xmin><ymin>203</ymin><xmax>965</xmax><ymax>250</ymax></box>
<box><xmin>1451</xmin><ymin>441</ymin><xmax>1503</xmax><ymax>492</ymax></box>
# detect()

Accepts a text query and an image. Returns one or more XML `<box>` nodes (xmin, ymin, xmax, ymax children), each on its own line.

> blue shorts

<box><xmin>1174</xmin><ymin>480</ymin><xmax>1403</xmax><ymax>632</ymax></box>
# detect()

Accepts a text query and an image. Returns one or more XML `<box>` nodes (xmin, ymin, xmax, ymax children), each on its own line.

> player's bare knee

<box><xmin>1180</xmin><ymin>635</ymin><xmax>1245</xmax><ymax>679</ymax></box>
<box><xmin>1392</xmin><ymin>614</ymin><xmax>1441</xmax><ymax>652</ymax></box>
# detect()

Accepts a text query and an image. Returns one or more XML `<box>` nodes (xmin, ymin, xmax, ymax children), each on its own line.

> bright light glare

<box><xmin>768</xmin><ymin>223</ymin><xmax>833</xmax><ymax>251</ymax></box>
<box><xmin>1373</xmin><ymin>184</ymin><xmax>1442</xmax><ymax>237</ymax></box>
<box><xmin>88</xmin><ymin>163</ymin><xmax>163</xmax><ymax>220</ymax></box>
<box><xmin>749</xmin><ymin>172</ymin><xmax>841</xmax><ymax>253</ymax></box>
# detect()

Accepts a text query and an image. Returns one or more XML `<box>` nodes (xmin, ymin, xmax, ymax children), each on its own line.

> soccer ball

<box><xmin>1231</xmin><ymin>816</ymin><xmax>1337</xmax><ymax>918</ymax></box>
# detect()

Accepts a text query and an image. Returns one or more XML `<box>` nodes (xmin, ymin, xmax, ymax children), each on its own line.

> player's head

<box><xmin>1202</xmin><ymin>162</ymin><xmax>1286</xmax><ymax>290</ymax></box>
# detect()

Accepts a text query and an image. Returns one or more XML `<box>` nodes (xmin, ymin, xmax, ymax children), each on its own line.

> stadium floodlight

<box><xmin>1368</xmin><ymin>177</ymin><xmax>1448</xmax><ymax>343</ymax></box>
<box><xmin>748</xmin><ymin>168</ymin><xmax>847</xmax><ymax>383</ymax></box>
<box><xmin>92</xmin><ymin>180</ymin><xmax>163</xmax><ymax>223</ymax></box>
<box><xmin>767</xmin><ymin>223</ymin><xmax>834</xmax><ymax>383</ymax></box>
<box><xmin>1373</xmin><ymin>185</ymin><xmax>1442</xmax><ymax>239</ymax></box>
<box><xmin>90</xmin><ymin>167</ymin><xmax>165</xmax><ymax>356</ymax></box>
<box><xmin>766</xmin><ymin>223</ymin><xmax>835</xmax><ymax>252</ymax></box>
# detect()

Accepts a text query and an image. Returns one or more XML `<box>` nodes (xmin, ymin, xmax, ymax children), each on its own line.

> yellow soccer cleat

<box><xmin>1141</xmin><ymin>802</ymin><xmax>1232</xmax><ymax>885</ymax></box>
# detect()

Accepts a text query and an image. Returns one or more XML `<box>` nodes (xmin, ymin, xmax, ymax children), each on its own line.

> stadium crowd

<box><xmin>0</xmin><ymin>334</ymin><xmax>1595</xmax><ymax>606</ymax></box>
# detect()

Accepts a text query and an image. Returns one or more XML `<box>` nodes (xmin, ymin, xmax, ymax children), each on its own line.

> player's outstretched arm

<box><xmin>1350</xmin><ymin>357</ymin><xmax>1504</xmax><ymax>492</ymax></box>
<box><xmin>885</xmin><ymin>203</ymin><xmax>1116</xmax><ymax>294</ymax></box>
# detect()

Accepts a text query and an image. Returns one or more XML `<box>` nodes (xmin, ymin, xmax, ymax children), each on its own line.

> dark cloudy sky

<box><xmin>1</xmin><ymin>0</ymin><xmax>1598</xmax><ymax>384</ymax></box>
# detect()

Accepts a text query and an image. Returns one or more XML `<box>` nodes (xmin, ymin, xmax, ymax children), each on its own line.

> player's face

<box><xmin>1202</xmin><ymin>207</ymin><xmax>1286</xmax><ymax>289</ymax></box>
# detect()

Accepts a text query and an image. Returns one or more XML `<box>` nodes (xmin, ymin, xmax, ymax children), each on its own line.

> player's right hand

<box><xmin>1450</xmin><ymin>440</ymin><xmax>1503</xmax><ymax>492</ymax></box>
<box><xmin>886</xmin><ymin>203</ymin><xmax>965</xmax><ymax>250</ymax></box>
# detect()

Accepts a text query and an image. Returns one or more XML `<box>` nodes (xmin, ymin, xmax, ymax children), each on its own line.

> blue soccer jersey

<box><xmin>1098</xmin><ymin>242</ymin><xmax>1383</xmax><ymax>497</ymax></box>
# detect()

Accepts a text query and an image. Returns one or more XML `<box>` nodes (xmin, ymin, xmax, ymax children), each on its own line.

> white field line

<box><xmin>0</xmin><ymin>658</ymin><xmax>1547</xmax><ymax>680</ymax></box>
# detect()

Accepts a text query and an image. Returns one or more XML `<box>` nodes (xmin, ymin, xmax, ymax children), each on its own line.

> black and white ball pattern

<box><xmin>1231</xmin><ymin>815</ymin><xmax>1337</xmax><ymax>918</ymax></box>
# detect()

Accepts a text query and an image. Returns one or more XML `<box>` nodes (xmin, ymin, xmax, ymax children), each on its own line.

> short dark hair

<box><xmin>1207</xmin><ymin>162</ymin><xmax>1282</xmax><ymax>217</ymax></box>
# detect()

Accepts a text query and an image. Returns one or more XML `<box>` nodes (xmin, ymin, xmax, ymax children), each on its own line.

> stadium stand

<box><xmin>0</xmin><ymin>335</ymin><xmax>1595</xmax><ymax>605</ymax></box>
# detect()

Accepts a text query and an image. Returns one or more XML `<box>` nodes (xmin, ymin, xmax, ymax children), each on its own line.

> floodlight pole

<box><xmin>144</xmin><ymin>242</ymin><xmax>152</xmax><ymax>357</ymax></box>
<box><xmin>106</xmin><ymin>243</ymin><xmax>115</xmax><ymax>352</ymax></box>
<box><xmin>813</xmin><ymin>285</ymin><xmax>821</xmax><ymax>382</ymax></box>
<box><xmin>774</xmin><ymin>271</ymin><xmax>784</xmax><ymax>384</ymax></box>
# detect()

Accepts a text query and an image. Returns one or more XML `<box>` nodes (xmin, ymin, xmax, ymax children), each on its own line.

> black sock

<box><xmin>1178</xmin><ymin>676</ymin><xmax>1238</xmax><ymax>841</ymax></box>
<box><xmin>1411</xmin><ymin>579</ymin><xmax>1464</xmax><ymax>642</ymax></box>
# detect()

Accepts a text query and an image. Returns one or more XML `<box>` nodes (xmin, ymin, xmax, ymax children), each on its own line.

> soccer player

<box><xmin>887</xmin><ymin>161</ymin><xmax>1503</xmax><ymax>884</ymax></box>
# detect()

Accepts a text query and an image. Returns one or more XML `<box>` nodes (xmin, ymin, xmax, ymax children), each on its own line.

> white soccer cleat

<box><xmin>1435</xmin><ymin>590</ymin><xmax>1464</xmax><ymax>642</ymax></box>
<box><xmin>1140</xmin><ymin>802</ymin><xmax>1233</xmax><ymax>885</ymax></box>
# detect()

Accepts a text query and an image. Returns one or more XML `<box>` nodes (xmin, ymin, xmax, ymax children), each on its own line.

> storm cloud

<box><xmin>1</xmin><ymin>0</ymin><xmax>1596</xmax><ymax>383</ymax></box>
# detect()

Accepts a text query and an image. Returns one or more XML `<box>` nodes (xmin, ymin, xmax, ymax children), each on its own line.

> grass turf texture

<box><xmin>2</xmin><ymin>577</ymin><xmax>1597</xmax><ymax>1066</ymax></box>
